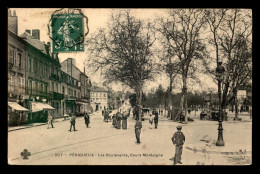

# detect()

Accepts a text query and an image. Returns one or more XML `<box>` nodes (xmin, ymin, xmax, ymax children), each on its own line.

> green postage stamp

<box><xmin>51</xmin><ymin>14</ymin><xmax>84</xmax><ymax>53</ymax></box>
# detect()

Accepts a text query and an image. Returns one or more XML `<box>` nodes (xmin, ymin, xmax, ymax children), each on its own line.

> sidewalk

<box><xmin>8</xmin><ymin>113</ymin><xmax>95</xmax><ymax>132</ymax></box>
<box><xmin>8</xmin><ymin>118</ymin><xmax>67</xmax><ymax>132</ymax></box>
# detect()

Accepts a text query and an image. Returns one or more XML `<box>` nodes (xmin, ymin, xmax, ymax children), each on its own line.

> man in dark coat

<box><xmin>69</xmin><ymin>114</ymin><xmax>77</xmax><ymax>131</ymax></box>
<box><xmin>154</xmin><ymin>112</ymin><xmax>159</xmax><ymax>129</ymax></box>
<box><xmin>134</xmin><ymin>117</ymin><xmax>142</xmax><ymax>144</ymax></box>
<box><xmin>171</xmin><ymin>126</ymin><xmax>185</xmax><ymax>165</ymax></box>
<box><xmin>84</xmin><ymin>112</ymin><xmax>90</xmax><ymax>128</ymax></box>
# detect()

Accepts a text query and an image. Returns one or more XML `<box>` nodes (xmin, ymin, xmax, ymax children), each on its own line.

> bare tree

<box><xmin>86</xmin><ymin>10</ymin><xmax>158</xmax><ymax>119</ymax></box>
<box><xmin>205</xmin><ymin>9</ymin><xmax>252</xmax><ymax>120</ymax></box>
<box><xmin>157</xmin><ymin>9</ymin><xmax>207</xmax><ymax>123</ymax></box>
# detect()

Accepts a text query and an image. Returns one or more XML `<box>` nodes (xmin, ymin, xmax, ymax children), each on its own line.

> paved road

<box><xmin>8</xmin><ymin>110</ymin><xmax>252</xmax><ymax>165</ymax></box>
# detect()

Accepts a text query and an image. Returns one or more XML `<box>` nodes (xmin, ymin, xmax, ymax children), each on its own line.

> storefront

<box><xmin>27</xmin><ymin>102</ymin><xmax>55</xmax><ymax>123</ymax></box>
<box><xmin>76</xmin><ymin>99</ymin><xmax>93</xmax><ymax>116</ymax></box>
<box><xmin>8</xmin><ymin>101</ymin><xmax>29</xmax><ymax>126</ymax></box>
<box><xmin>65</xmin><ymin>99</ymin><xmax>76</xmax><ymax>115</ymax></box>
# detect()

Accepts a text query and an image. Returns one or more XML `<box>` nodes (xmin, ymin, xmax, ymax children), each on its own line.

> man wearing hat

<box><xmin>171</xmin><ymin>125</ymin><xmax>185</xmax><ymax>165</ymax></box>
<box><xmin>134</xmin><ymin>117</ymin><xmax>142</xmax><ymax>144</ymax></box>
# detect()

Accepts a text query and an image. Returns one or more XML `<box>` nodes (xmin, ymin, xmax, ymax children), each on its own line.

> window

<box><xmin>32</xmin><ymin>80</ymin><xmax>34</xmax><ymax>90</ymax></box>
<box><xmin>29</xmin><ymin>80</ymin><xmax>32</xmax><ymax>94</ymax></box>
<box><xmin>35</xmin><ymin>81</ymin><xmax>38</xmax><ymax>91</ymax></box>
<box><xmin>74</xmin><ymin>90</ymin><xmax>76</xmax><ymax>97</ymax></box>
<box><xmin>8</xmin><ymin>47</ymin><xmax>14</xmax><ymax>64</ymax></box>
<box><xmin>19</xmin><ymin>77</ymin><xmax>25</xmax><ymax>88</ymax></box>
<box><xmin>104</xmin><ymin>93</ymin><xmax>106</xmax><ymax>97</ymax></box>
<box><xmin>52</xmin><ymin>82</ymin><xmax>54</xmax><ymax>92</ymax></box>
<box><xmin>17</xmin><ymin>53</ymin><xmax>22</xmax><ymax>68</ymax></box>
<box><xmin>39</xmin><ymin>62</ymin><xmax>42</xmax><ymax>75</ymax></box>
<box><xmin>45</xmin><ymin>84</ymin><xmax>47</xmax><ymax>93</ymax></box>
<box><xmin>62</xmin><ymin>86</ymin><xmax>65</xmax><ymax>94</ymax></box>
<box><xmin>13</xmin><ymin>50</ymin><xmax>16</xmax><ymax>65</ymax></box>
<box><xmin>56</xmin><ymin>83</ymin><xmax>58</xmax><ymax>93</ymax></box>
<box><xmin>35</xmin><ymin>60</ymin><xmax>38</xmax><ymax>74</ymax></box>
<box><xmin>29</xmin><ymin>59</ymin><xmax>32</xmax><ymax>72</ymax></box>
<box><xmin>8</xmin><ymin>74</ymin><xmax>14</xmax><ymax>91</ymax></box>
<box><xmin>41</xmin><ymin>83</ymin><xmax>43</xmax><ymax>92</ymax></box>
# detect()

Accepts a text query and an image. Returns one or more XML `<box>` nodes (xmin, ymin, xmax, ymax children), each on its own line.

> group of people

<box><xmin>148</xmin><ymin>111</ymin><xmax>159</xmax><ymax>129</ymax></box>
<box><xmin>134</xmin><ymin>109</ymin><xmax>185</xmax><ymax>165</ymax></box>
<box><xmin>47</xmin><ymin>108</ymin><xmax>185</xmax><ymax>165</ymax></box>
<box><xmin>46</xmin><ymin>111</ymin><xmax>90</xmax><ymax>132</ymax></box>
<box><xmin>112</xmin><ymin>111</ymin><xmax>129</xmax><ymax>129</ymax></box>
<box><xmin>69</xmin><ymin>112</ymin><xmax>90</xmax><ymax>131</ymax></box>
<box><xmin>103</xmin><ymin>109</ymin><xmax>111</xmax><ymax>122</ymax></box>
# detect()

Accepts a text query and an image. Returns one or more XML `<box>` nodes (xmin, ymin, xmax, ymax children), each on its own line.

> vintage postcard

<box><xmin>7</xmin><ymin>8</ymin><xmax>252</xmax><ymax>165</ymax></box>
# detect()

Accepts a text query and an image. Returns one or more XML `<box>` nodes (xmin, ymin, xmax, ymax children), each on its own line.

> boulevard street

<box><xmin>8</xmin><ymin>111</ymin><xmax>252</xmax><ymax>165</ymax></box>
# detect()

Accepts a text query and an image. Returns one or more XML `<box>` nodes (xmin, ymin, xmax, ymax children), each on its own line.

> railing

<box><xmin>53</xmin><ymin>92</ymin><xmax>65</xmax><ymax>100</ymax></box>
<box><xmin>49</xmin><ymin>73</ymin><xmax>60</xmax><ymax>81</ymax></box>
<box><xmin>8</xmin><ymin>62</ymin><xmax>14</xmax><ymax>70</ymax></box>
<box><xmin>8</xmin><ymin>84</ymin><xmax>25</xmax><ymax>94</ymax></box>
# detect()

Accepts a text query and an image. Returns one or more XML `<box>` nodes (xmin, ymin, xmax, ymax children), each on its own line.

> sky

<box><xmin>12</xmin><ymin>8</ymin><xmax>218</xmax><ymax>93</ymax></box>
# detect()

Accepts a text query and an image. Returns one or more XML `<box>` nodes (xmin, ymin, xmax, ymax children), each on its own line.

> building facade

<box><xmin>19</xmin><ymin>30</ymin><xmax>65</xmax><ymax>121</ymax></box>
<box><xmin>8</xmin><ymin>10</ymin><xmax>28</xmax><ymax>125</ymax></box>
<box><xmin>61</xmin><ymin>58</ymin><xmax>92</xmax><ymax>115</ymax></box>
<box><xmin>60</xmin><ymin>71</ymin><xmax>81</xmax><ymax>115</ymax></box>
<box><xmin>90</xmin><ymin>86</ymin><xmax>108</xmax><ymax>111</ymax></box>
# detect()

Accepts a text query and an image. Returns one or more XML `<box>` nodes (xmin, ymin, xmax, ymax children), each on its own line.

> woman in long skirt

<box><xmin>122</xmin><ymin>112</ymin><xmax>127</xmax><ymax>130</ymax></box>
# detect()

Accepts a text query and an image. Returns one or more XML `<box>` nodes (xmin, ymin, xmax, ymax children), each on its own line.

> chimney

<box><xmin>8</xmin><ymin>9</ymin><xmax>18</xmax><ymax>35</ymax></box>
<box><xmin>52</xmin><ymin>53</ymin><xmax>56</xmax><ymax>58</ymax></box>
<box><xmin>25</xmin><ymin>29</ymin><xmax>31</xmax><ymax>35</ymax></box>
<box><xmin>32</xmin><ymin>29</ymin><xmax>40</xmax><ymax>40</ymax></box>
<box><xmin>8</xmin><ymin>9</ymin><xmax>12</xmax><ymax>17</ymax></box>
<box><xmin>13</xmin><ymin>10</ymin><xmax>16</xmax><ymax>16</ymax></box>
<box><xmin>47</xmin><ymin>42</ymin><xmax>51</xmax><ymax>49</ymax></box>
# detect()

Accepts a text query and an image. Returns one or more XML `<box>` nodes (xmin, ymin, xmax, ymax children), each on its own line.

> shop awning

<box><xmin>31</xmin><ymin>102</ymin><xmax>55</xmax><ymax>112</ymax></box>
<box><xmin>8</xmin><ymin>102</ymin><xmax>29</xmax><ymax>112</ymax></box>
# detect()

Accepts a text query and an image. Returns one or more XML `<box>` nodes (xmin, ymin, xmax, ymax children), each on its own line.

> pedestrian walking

<box><xmin>69</xmin><ymin>114</ymin><xmax>77</xmax><ymax>132</ymax></box>
<box><xmin>134</xmin><ymin>117</ymin><xmax>142</xmax><ymax>144</ymax></box>
<box><xmin>116</xmin><ymin>112</ymin><xmax>122</xmax><ymax>129</ymax></box>
<box><xmin>122</xmin><ymin>111</ymin><xmax>128</xmax><ymax>130</ymax></box>
<box><xmin>154</xmin><ymin>112</ymin><xmax>159</xmax><ymax>129</ymax></box>
<box><xmin>171</xmin><ymin>126</ymin><xmax>185</xmax><ymax>165</ymax></box>
<box><xmin>47</xmin><ymin>111</ymin><xmax>54</xmax><ymax>129</ymax></box>
<box><xmin>149</xmin><ymin>114</ymin><xmax>154</xmax><ymax>129</ymax></box>
<box><xmin>112</xmin><ymin>114</ymin><xmax>117</xmax><ymax>127</ymax></box>
<box><xmin>84</xmin><ymin>112</ymin><xmax>90</xmax><ymax>128</ymax></box>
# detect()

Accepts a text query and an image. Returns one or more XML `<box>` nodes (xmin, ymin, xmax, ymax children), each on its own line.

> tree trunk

<box><xmin>168</xmin><ymin>73</ymin><xmax>173</xmax><ymax>119</ymax></box>
<box><xmin>179</xmin><ymin>76</ymin><xmax>188</xmax><ymax>123</ymax></box>
<box><xmin>184</xmin><ymin>97</ymin><xmax>188</xmax><ymax>123</ymax></box>
<box><xmin>135</xmin><ymin>88</ymin><xmax>143</xmax><ymax>120</ymax></box>
<box><xmin>233</xmin><ymin>89</ymin><xmax>239</xmax><ymax>120</ymax></box>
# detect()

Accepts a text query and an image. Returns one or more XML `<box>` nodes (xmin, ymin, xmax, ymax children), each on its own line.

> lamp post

<box><xmin>216</xmin><ymin>62</ymin><xmax>225</xmax><ymax>146</ymax></box>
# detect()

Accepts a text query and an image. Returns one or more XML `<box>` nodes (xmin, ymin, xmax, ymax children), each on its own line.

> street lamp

<box><xmin>36</xmin><ymin>96</ymin><xmax>40</xmax><ymax>101</ymax></box>
<box><xmin>216</xmin><ymin>61</ymin><xmax>225</xmax><ymax>146</ymax></box>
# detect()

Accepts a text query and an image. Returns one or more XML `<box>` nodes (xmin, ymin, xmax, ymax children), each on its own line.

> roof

<box><xmin>19</xmin><ymin>32</ymin><xmax>49</xmax><ymax>55</ymax></box>
<box><xmin>90</xmin><ymin>86</ymin><xmax>108</xmax><ymax>92</ymax></box>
